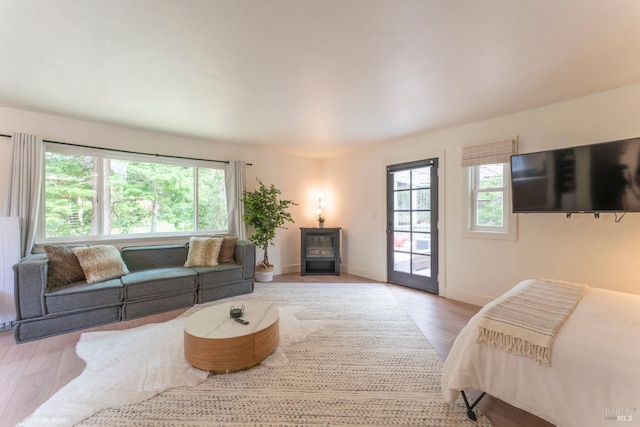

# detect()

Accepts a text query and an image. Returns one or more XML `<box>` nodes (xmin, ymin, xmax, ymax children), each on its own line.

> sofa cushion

<box><xmin>72</xmin><ymin>245</ymin><xmax>130</xmax><ymax>284</ymax></box>
<box><xmin>193</xmin><ymin>264</ymin><xmax>243</xmax><ymax>287</ymax></box>
<box><xmin>122</xmin><ymin>267</ymin><xmax>197</xmax><ymax>300</ymax></box>
<box><xmin>197</xmin><ymin>279</ymin><xmax>254</xmax><ymax>304</ymax></box>
<box><xmin>45</xmin><ymin>278</ymin><xmax>123</xmax><ymax>314</ymax></box>
<box><xmin>184</xmin><ymin>237</ymin><xmax>223</xmax><ymax>267</ymax></box>
<box><xmin>44</xmin><ymin>245</ymin><xmax>87</xmax><ymax>288</ymax></box>
<box><xmin>14</xmin><ymin>305</ymin><xmax>121</xmax><ymax>343</ymax></box>
<box><xmin>121</xmin><ymin>244</ymin><xmax>188</xmax><ymax>271</ymax></box>
<box><xmin>122</xmin><ymin>291</ymin><xmax>196</xmax><ymax>320</ymax></box>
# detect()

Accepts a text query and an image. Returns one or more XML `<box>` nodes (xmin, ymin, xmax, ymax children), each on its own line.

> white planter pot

<box><xmin>255</xmin><ymin>270</ymin><xmax>274</xmax><ymax>283</ymax></box>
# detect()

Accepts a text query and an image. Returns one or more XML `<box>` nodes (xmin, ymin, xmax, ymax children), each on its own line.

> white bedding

<box><xmin>442</xmin><ymin>279</ymin><xmax>640</xmax><ymax>427</ymax></box>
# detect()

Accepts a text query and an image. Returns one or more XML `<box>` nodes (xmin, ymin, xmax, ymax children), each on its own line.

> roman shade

<box><xmin>461</xmin><ymin>138</ymin><xmax>516</xmax><ymax>167</ymax></box>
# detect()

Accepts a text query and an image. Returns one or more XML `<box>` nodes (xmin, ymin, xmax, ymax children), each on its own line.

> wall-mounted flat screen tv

<box><xmin>510</xmin><ymin>137</ymin><xmax>640</xmax><ymax>213</ymax></box>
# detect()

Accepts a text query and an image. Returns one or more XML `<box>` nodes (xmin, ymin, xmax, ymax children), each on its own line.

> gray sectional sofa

<box><xmin>12</xmin><ymin>240</ymin><xmax>256</xmax><ymax>343</ymax></box>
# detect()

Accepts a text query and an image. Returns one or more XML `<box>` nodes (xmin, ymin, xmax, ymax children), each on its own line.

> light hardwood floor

<box><xmin>0</xmin><ymin>273</ymin><xmax>553</xmax><ymax>427</ymax></box>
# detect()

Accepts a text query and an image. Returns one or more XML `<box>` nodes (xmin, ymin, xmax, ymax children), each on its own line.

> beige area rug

<box><xmin>22</xmin><ymin>282</ymin><xmax>492</xmax><ymax>426</ymax></box>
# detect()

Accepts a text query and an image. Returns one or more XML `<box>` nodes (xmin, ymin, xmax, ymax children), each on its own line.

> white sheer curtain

<box><xmin>225</xmin><ymin>160</ymin><xmax>247</xmax><ymax>240</ymax></box>
<box><xmin>7</xmin><ymin>133</ymin><xmax>44</xmax><ymax>257</ymax></box>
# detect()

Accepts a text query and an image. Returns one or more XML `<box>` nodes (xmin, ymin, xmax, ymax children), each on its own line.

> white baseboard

<box><xmin>275</xmin><ymin>263</ymin><xmax>300</xmax><ymax>275</ymax></box>
<box><xmin>441</xmin><ymin>287</ymin><xmax>495</xmax><ymax>307</ymax></box>
<box><xmin>274</xmin><ymin>263</ymin><xmax>384</xmax><ymax>283</ymax></box>
<box><xmin>284</xmin><ymin>259</ymin><xmax>492</xmax><ymax>307</ymax></box>
<box><xmin>341</xmin><ymin>265</ymin><xmax>384</xmax><ymax>282</ymax></box>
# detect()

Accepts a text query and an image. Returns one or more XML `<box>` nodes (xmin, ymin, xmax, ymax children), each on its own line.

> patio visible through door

<box><xmin>386</xmin><ymin>158</ymin><xmax>438</xmax><ymax>294</ymax></box>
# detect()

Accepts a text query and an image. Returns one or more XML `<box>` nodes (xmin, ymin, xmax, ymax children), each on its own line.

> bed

<box><xmin>441</xmin><ymin>279</ymin><xmax>640</xmax><ymax>427</ymax></box>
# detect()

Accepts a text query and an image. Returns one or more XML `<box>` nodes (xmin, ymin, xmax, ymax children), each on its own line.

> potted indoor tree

<box><xmin>242</xmin><ymin>179</ymin><xmax>297</xmax><ymax>282</ymax></box>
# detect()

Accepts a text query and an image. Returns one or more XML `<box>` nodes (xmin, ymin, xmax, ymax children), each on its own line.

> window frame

<box><xmin>463</xmin><ymin>162</ymin><xmax>517</xmax><ymax>241</ymax></box>
<box><xmin>38</xmin><ymin>143</ymin><xmax>229</xmax><ymax>244</ymax></box>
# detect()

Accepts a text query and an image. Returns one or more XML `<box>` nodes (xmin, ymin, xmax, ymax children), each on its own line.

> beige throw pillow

<box><xmin>72</xmin><ymin>245</ymin><xmax>130</xmax><ymax>284</ymax></box>
<box><xmin>184</xmin><ymin>237</ymin><xmax>223</xmax><ymax>267</ymax></box>
<box><xmin>44</xmin><ymin>245</ymin><xmax>86</xmax><ymax>287</ymax></box>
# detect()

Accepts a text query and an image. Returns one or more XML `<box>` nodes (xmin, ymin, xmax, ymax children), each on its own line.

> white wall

<box><xmin>325</xmin><ymin>83</ymin><xmax>640</xmax><ymax>305</ymax></box>
<box><xmin>0</xmin><ymin>106</ymin><xmax>322</xmax><ymax>274</ymax></box>
<box><xmin>4</xmin><ymin>83</ymin><xmax>640</xmax><ymax>304</ymax></box>
<box><xmin>246</xmin><ymin>146</ymin><xmax>324</xmax><ymax>272</ymax></box>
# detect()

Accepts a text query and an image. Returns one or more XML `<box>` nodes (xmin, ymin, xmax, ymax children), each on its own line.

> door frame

<box><xmin>382</xmin><ymin>150</ymin><xmax>445</xmax><ymax>295</ymax></box>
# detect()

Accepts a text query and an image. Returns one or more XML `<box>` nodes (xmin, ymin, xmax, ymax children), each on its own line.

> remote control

<box><xmin>235</xmin><ymin>318</ymin><xmax>249</xmax><ymax>325</ymax></box>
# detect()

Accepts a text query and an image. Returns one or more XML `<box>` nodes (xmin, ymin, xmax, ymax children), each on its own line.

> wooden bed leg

<box><xmin>461</xmin><ymin>391</ymin><xmax>486</xmax><ymax>421</ymax></box>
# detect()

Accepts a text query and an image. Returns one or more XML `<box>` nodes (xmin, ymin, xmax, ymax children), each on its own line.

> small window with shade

<box><xmin>462</xmin><ymin>138</ymin><xmax>518</xmax><ymax>240</ymax></box>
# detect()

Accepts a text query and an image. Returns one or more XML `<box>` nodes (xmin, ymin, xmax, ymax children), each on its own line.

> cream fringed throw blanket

<box><xmin>476</xmin><ymin>278</ymin><xmax>587</xmax><ymax>366</ymax></box>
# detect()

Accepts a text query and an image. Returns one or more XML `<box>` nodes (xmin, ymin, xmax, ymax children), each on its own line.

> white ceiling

<box><xmin>1</xmin><ymin>1</ymin><xmax>640</xmax><ymax>159</ymax></box>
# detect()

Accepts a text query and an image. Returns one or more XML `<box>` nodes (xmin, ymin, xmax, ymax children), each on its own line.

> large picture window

<box><xmin>41</xmin><ymin>144</ymin><xmax>228</xmax><ymax>241</ymax></box>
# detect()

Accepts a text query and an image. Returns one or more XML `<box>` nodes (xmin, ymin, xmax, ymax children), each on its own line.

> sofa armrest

<box><xmin>235</xmin><ymin>240</ymin><xmax>256</xmax><ymax>280</ymax></box>
<box><xmin>13</xmin><ymin>254</ymin><xmax>47</xmax><ymax>320</ymax></box>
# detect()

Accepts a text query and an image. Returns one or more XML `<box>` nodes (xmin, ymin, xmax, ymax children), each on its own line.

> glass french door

<box><xmin>386</xmin><ymin>158</ymin><xmax>438</xmax><ymax>294</ymax></box>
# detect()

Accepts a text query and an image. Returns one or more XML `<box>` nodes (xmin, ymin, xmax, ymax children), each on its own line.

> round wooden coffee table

<box><xmin>184</xmin><ymin>301</ymin><xmax>279</xmax><ymax>374</ymax></box>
